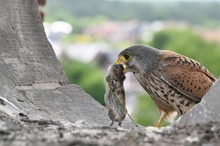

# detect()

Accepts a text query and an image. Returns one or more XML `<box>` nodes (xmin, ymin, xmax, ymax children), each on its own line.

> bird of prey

<box><xmin>116</xmin><ymin>44</ymin><xmax>216</xmax><ymax>127</ymax></box>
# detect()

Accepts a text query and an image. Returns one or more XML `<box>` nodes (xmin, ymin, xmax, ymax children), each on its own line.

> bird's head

<box><xmin>116</xmin><ymin>44</ymin><xmax>162</xmax><ymax>75</ymax></box>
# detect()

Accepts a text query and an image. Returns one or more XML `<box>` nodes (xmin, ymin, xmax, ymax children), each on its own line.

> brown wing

<box><xmin>159</xmin><ymin>51</ymin><xmax>216</xmax><ymax>103</ymax></box>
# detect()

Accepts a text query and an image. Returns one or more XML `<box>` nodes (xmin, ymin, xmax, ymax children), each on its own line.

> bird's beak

<box><xmin>116</xmin><ymin>58</ymin><xmax>128</xmax><ymax>74</ymax></box>
<box><xmin>116</xmin><ymin>58</ymin><xmax>123</xmax><ymax>65</ymax></box>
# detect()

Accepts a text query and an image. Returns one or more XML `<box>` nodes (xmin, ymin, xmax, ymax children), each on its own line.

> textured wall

<box><xmin>0</xmin><ymin>0</ymin><xmax>68</xmax><ymax>86</ymax></box>
<box><xmin>0</xmin><ymin>0</ymin><xmax>114</xmax><ymax>126</ymax></box>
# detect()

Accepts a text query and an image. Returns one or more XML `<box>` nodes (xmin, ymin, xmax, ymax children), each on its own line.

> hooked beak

<box><xmin>116</xmin><ymin>58</ymin><xmax>128</xmax><ymax>74</ymax></box>
<box><xmin>116</xmin><ymin>58</ymin><xmax>123</xmax><ymax>65</ymax></box>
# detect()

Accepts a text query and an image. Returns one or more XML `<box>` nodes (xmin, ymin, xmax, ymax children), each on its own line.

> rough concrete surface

<box><xmin>0</xmin><ymin>0</ymin><xmax>220</xmax><ymax>146</ymax></box>
<box><xmin>174</xmin><ymin>79</ymin><xmax>220</xmax><ymax>127</ymax></box>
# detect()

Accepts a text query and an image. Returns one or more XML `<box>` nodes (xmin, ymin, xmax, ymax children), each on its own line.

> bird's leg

<box><xmin>156</xmin><ymin>111</ymin><xmax>167</xmax><ymax>128</ymax></box>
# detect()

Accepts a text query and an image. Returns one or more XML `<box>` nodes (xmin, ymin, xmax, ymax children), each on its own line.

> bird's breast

<box><xmin>134</xmin><ymin>71</ymin><xmax>196</xmax><ymax>116</ymax></box>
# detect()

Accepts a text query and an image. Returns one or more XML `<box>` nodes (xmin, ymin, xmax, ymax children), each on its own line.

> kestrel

<box><xmin>116</xmin><ymin>44</ymin><xmax>216</xmax><ymax>127</ymax></box>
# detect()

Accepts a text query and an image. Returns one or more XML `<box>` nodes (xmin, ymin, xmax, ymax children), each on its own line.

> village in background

<box><xmin>42</xmin><ymin>0</ymin><xmax>220</xmax><ymax>126</ymax></box>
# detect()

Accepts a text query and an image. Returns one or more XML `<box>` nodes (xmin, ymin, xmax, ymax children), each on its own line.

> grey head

<box><xmin>117</xmin><ymin>44</ymin><xmax>162</xmax><ymax>75</ymax></box>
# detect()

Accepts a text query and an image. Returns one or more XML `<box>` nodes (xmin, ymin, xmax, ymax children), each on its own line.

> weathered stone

<box><xmin>0</xmin><ymin>0</ymin><xmax>136</xmax><ymax>128</ymax></box>
<box><xmin>0</xmin><ymin>0</ymin><xmax>68</xmax><ymax>86</ymax></box>
<box><xmin>173</xmin><ymin>78</ymin><xmax>220</xmax><ymax>127</ymax></box>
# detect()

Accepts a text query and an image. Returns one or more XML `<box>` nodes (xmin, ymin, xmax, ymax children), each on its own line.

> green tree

<box><xmin>133</xmin><ymin>94</ymin><xmax>161</xmax><ymax>126</ymax></box>
<box><xmin>46</xmin><ymin>0</ymin><xmax>220</xmax><ymax>28</ymax></box>
<box><xmin>61</xmin><ymin>60</ymin><xmax>106</xmax><ymax>105</ymax></box>
<box><xmin>150</xmin><ymin>29</ymin><xmax>220</xmax><ymax>77</ymax></box>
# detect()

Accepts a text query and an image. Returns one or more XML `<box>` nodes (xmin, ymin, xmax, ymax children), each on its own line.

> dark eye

<box><xmin>122</xmin><ymin>54</ymin><xmax>131</xmax><ymax>61</ymax></box>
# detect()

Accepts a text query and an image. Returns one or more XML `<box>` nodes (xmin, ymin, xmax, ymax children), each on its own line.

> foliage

<box><xmin>61</xmin><ymin>60</ymin><xmax>106</xmax><ymax>105</ymax></box>
<box><xmin>149</xmin><ymin>28</ymin><xmax>220</xmax><ymax>77</ymax></box>
<box><xmin>45</xmin><ymin>0</ymin><xmax>220</xmax><ymax>28</ymax></box>
<box><xmin>133</xmin><ymin>94</ymin><xmax>168</xmax><ymax>127</ymax></box>
<box><xmin>45</xmin><ymin>8</ymin><xmax>108</xmax><ymax>34</ymax></box>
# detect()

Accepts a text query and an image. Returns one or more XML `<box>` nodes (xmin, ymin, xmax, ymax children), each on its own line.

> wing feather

<box><xmin>159</xmin><ymin>51</ymin><xmax>216</xmax><ymax>103</ymax></box>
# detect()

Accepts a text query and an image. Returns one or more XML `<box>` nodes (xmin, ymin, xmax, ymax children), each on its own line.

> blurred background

<box><xmin>41</xmin><ymin>0</ymin><xmax>220</xmax><ymax>126</ymax></box>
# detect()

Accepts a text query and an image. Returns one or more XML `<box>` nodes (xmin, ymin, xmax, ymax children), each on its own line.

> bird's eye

<box><xmin>122</xmin><ymin>54</ymin><xmax>131</xmax><ymax>61</ymax></box>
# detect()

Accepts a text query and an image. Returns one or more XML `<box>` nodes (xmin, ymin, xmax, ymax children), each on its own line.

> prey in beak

<box><xmin>116</xmin><ymin>58</ymin><xmax>128</xmax><ymax>74</ymax></box>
